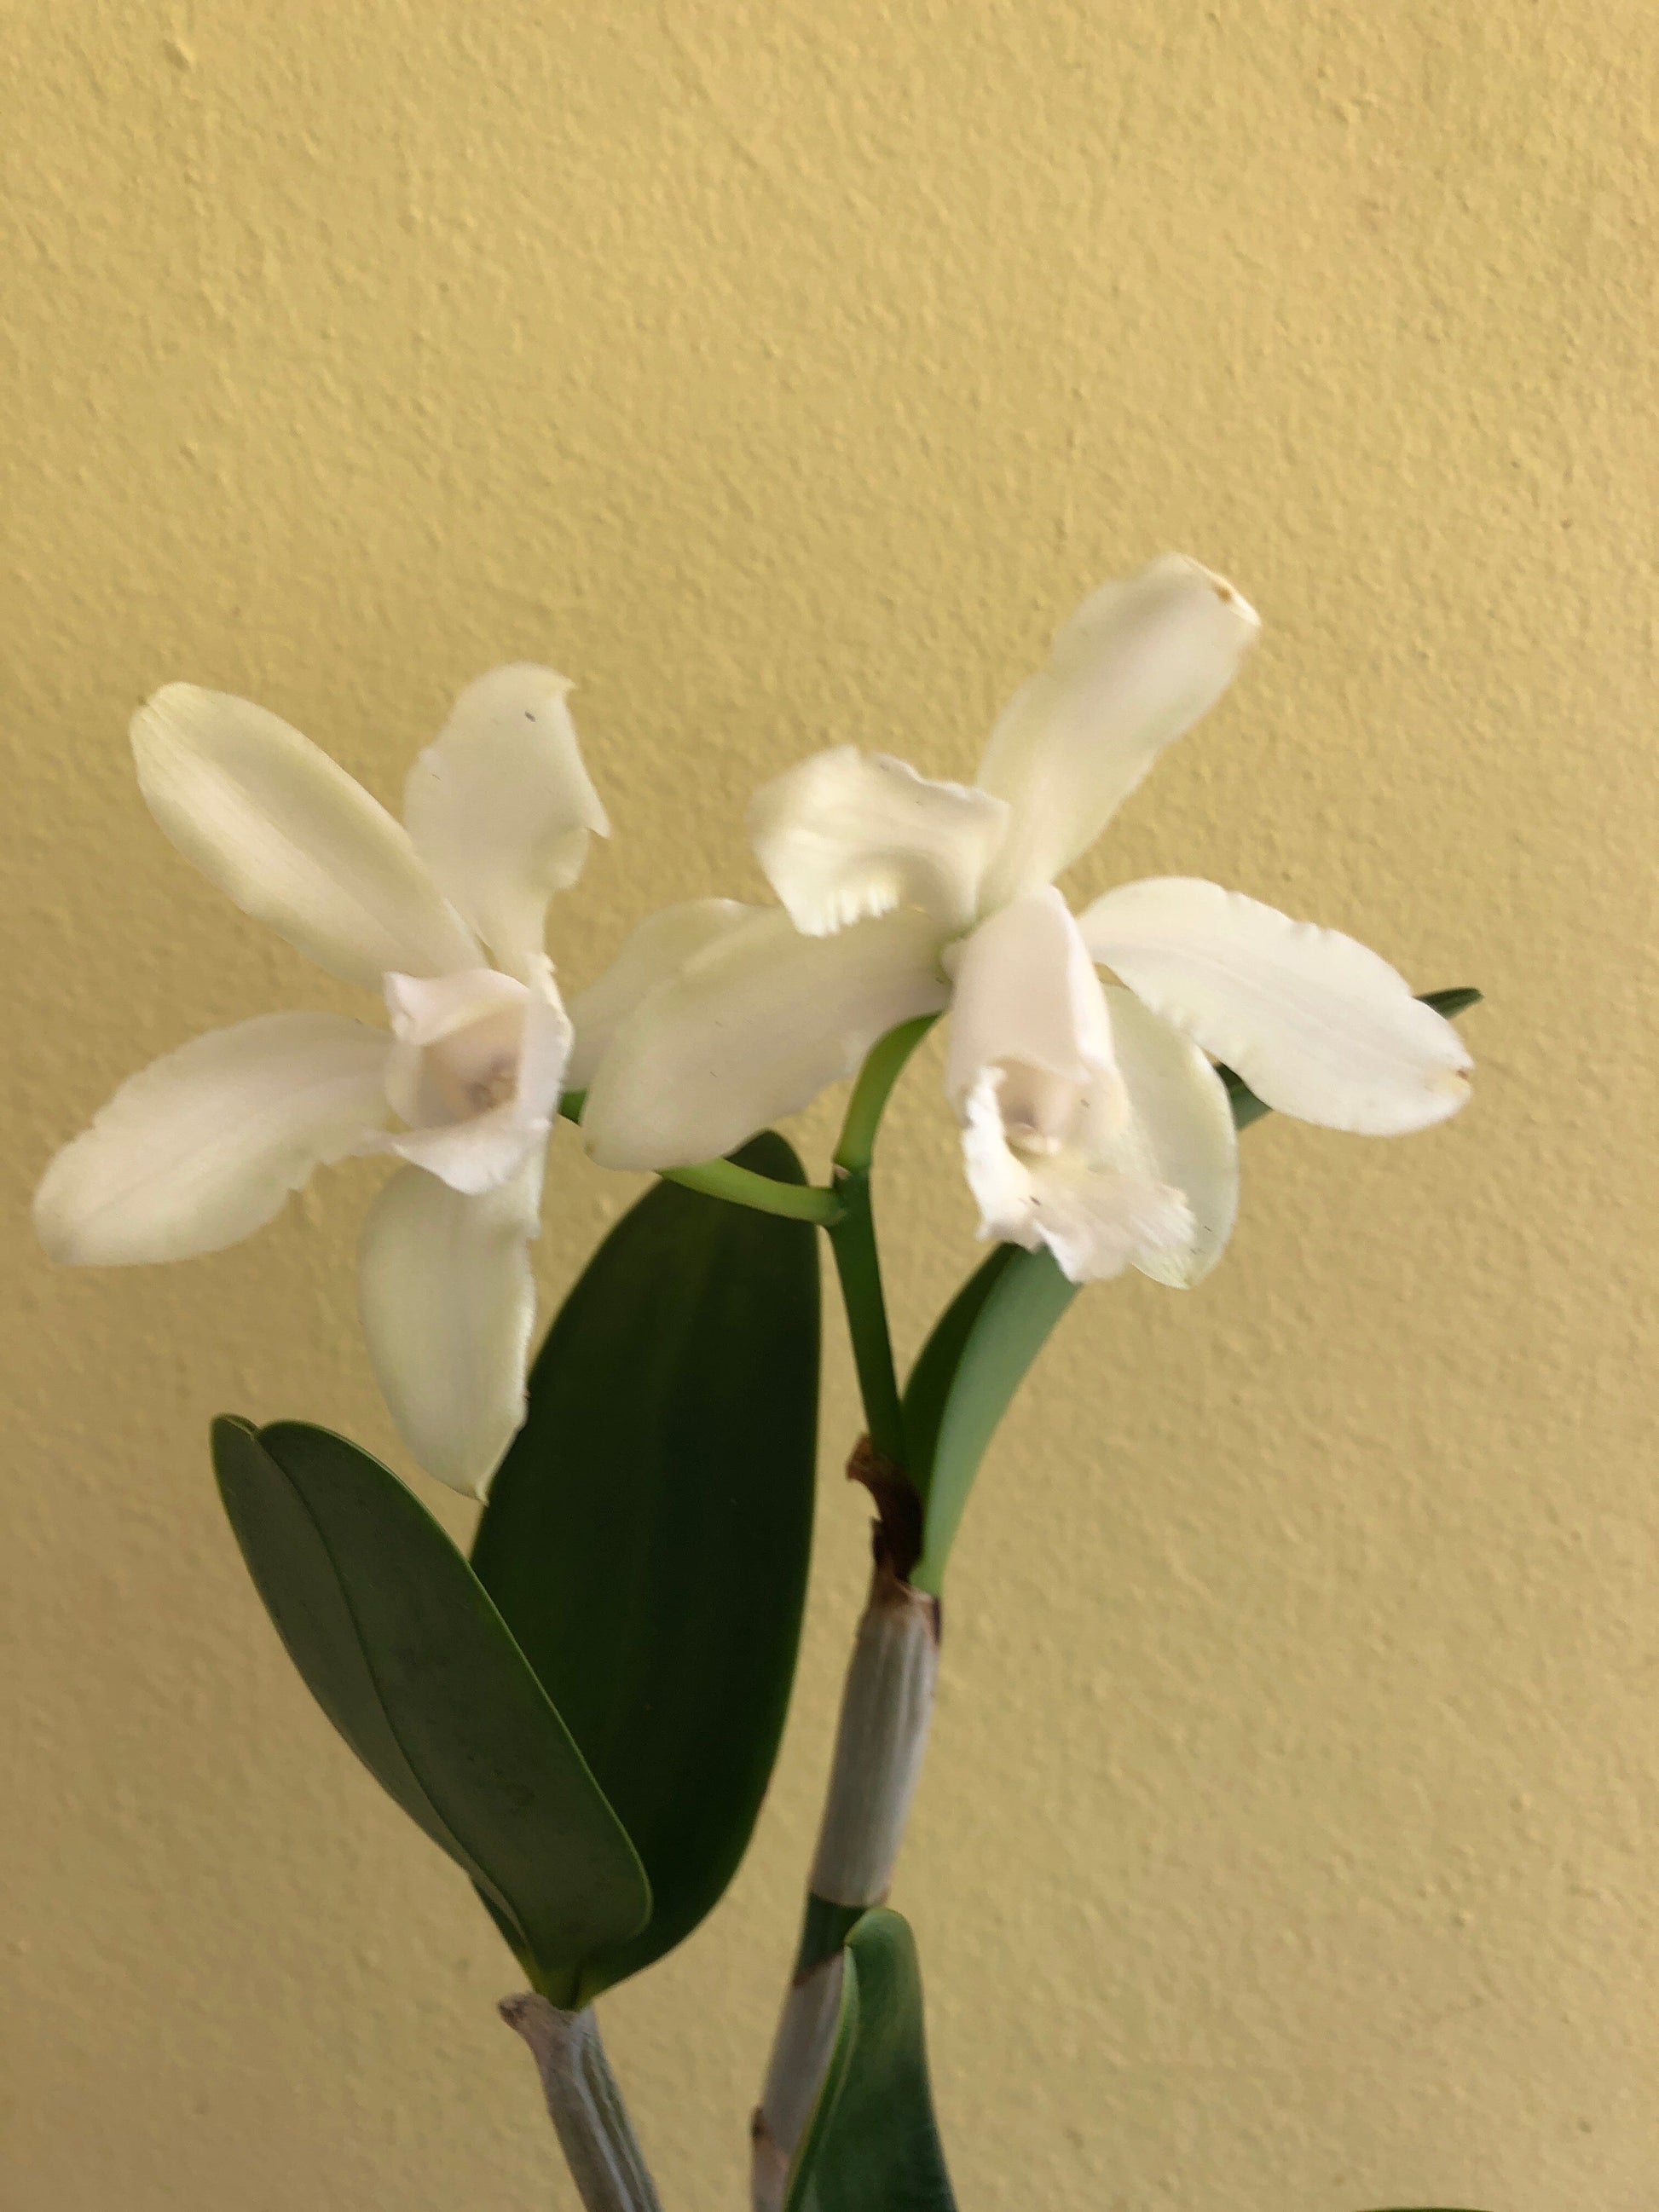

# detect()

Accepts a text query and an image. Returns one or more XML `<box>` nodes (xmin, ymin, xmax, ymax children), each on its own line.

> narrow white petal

<box><xmin>131</xmin><ymin>685</ymin><xmax>481</xmax><ymax>991</ymax></box>
<box><xmin>976</xmin><ymin>557</ymin><xmax>1260</xmax><ymax>904</ymax></box>
<box><xmin>749</xmin><ymin>748</ymin><xmax>1009</xmax><ymax>935</ymax></box>
<box><xmin>564</xmin><ymin>899</ymin><xmax>755</xmax><ymax>1090</ymax></box>
<box><xmin>34</xmin><ymin>1014</ymin><xmax>390</xmax><ymax>1265</ymax></box>
<box><xmin>1101</xmin><ymin>986</ymin><xmax>1239</xmax><ymax>1287</ymax></box>
<box><xmin>942</xmin><ymin>889</ymin><xmax>1114</xmax><ymax>1114</ymax></box>
<box><xmin>1080</xmin><ymin>876</ymin><xmax>1473</xmax><ymax>1135</ymax></box>
<box><xmin>357</xmin><ymin>1154</ymin><xmax>545</xmax><ymax>1496</ymax></box>
<box><xmin>403</xmin><ymin>666</ymin><xmax>610</xmax><ymax>977</ymax></box>
<box><xmin>581</xmin><ymin>909</ymin><xmax>950</xmax><ymax>1170</ymax></box>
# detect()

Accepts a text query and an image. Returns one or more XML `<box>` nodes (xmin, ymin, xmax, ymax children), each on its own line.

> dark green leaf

<box><xmin>784</xmin><ymin>1909</ymin><xmax>956</xmax><ymax>2212</ymax></box>
<box><xmin>471</xmin><ymin>1130</ymin><xmax>820</xmax><ymax>1995</ymax></box>
<box><xmin>212</xmin><ymin>1418</ymin><xmax>649</xmax><ymax>2005</ymax></box>
<box><xmin>899</xmin><ymin>1241</ymin><xmax>1022</xmax><ymax>1489</ymax></box>
<box><xmin>907</xmin><ymin>1245</ymin><xmax>1078</xmax><ymax>1594</ymax></box>
<box><xmin>1419</xmin><ymin>985</ymin><xmax>1483</xmax><ymax>1019</ymax></box>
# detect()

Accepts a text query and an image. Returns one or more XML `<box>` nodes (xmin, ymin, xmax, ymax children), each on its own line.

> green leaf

<box><xmin>471</xmin><ymin>1130</ymin><xmax>820</xmax><ymax>1995</ymax></box>
<box><xmin>906</xmin><ymin>1245</ymin><xmax>1076</xmax><ymax>1595</ymax></box>
<box><xmin>212</xmin><ymin>1417</ymin><xmax>650</xmax><ymax>2005</ymax></box>
<box><xmin>907</xmin><ymin>987</ymin><xmax>1484</xmax><ymax>1591</ymax></box>
<box><xmin>784</xmin><ymin>1909</ymin><xmax>956</xmax><ymax>2212</ymax></box>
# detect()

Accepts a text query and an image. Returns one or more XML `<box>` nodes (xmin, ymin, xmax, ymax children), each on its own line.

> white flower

<box><xmin>33</xmin><ymin>667</ymin><xmax>610</xmax><ymax>1494</ymax></box>
<box><xmin>577</xmin><ymin>556</ymin><xmax>1472</xmax><ymax>1285</ymax></box>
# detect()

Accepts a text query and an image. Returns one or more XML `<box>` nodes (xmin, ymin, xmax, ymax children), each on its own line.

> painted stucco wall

<box><xmin>4</xmin><ymin>3</ymin><xmax>1654</xmax><ymax>2205</ymax></box>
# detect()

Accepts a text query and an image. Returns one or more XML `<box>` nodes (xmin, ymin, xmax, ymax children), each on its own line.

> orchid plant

<box><xmin>36</xmin><ymin>557</ymin><xmax>1483</xmax><ymax>2212</ymax></box>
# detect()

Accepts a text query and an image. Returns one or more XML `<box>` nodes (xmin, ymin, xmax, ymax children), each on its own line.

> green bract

<box><xmin>784</xmin><ymin>1909</ymin><xmax>956</xmax><ymax>2212</ymax></box>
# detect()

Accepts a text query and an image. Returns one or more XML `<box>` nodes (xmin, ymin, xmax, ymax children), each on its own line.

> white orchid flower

<box><xmin>34</xmin><ymin>668</ymin><xmax>610</xmax><ymax>1494</ymax></box>
<box><xmin>576</xmin><ymin>556</ymin><xmax>1471</xmax><ymax>1285</ymax></box>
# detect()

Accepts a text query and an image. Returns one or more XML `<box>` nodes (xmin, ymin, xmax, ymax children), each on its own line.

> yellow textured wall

<box><xmin>4</xmin><ymin>3</ymin><xmax>1654</xmax><ymax>2205</ymax></box>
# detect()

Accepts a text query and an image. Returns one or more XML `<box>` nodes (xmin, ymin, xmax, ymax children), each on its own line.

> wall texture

<box><xmin>3</xmin><ymin>3</ymin><xmax>1654</xmax><ymax>2206</ymax></box>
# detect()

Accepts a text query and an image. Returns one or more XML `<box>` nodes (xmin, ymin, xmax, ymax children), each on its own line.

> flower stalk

<box><xmin>499</xmin><ymin>1995</ymin><xmax>663</xmax><ymax>2212</ymax></box>
<box><xmin>751</xmin><ymin>1548</ymin><xmax>942</xmax><ymax>2212</ymax></box>
<box><xmin>751</xmin><ymin>1024</ymin><xmax>943</xmax><ymax>2211</ymax></box>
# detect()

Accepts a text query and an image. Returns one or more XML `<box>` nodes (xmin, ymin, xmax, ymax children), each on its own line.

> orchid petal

<box><xmin>34</xmin><ymin>1014</ymin><xmax>390</xmax><ymax>1265</ymax></box>
<box><xmin>942</xmin><ymin>888</ymin><xmax>1114</xmax><ymax>1113</ymax></box>
<box><xmin>1102</xmin><ymin>985</ymin><xmax>1239</xmax><ymax>1287</ymax></box>
<box><xmin>976</xmin><ymin>557</ymin><xmax>1260</xmax><ymax>904</ymax></box>
<box><xmin>565</xmin><ymin>898</ymin><xmax>755</xmax><ymax>1090</ymax></box>
<box><xmin>958</xmin><ymin>1068</ymin><xmax>1196</xmax><ymax>1284</ymax></box>
<box><xmin>357</xmin><ymin>1154</ymin><xmax>544</xmax><ymax>1496</ymax></box>
<box><xmin>749</xmin><ymin>747</ymin><xmax>1009</xmax><ymax>935</ymax></box>
<box><xmin>581</xmin><ymin>909</ymin><xmax>950</xmax><ymax>1170</ymax></box>
<box><xmin>1080</xmin><ymin>876</ymin><xmax>1473</xmax><ymax>1135</ymax></box>
<box><xmin>944</xmin><ymin>891</ymin><xmax>1194</xmax><ymax>1283</ymax></box>
<box><xmin>131</xmin><ymin>685</ymin><xmax>481</xmax><ymax>992</ymax></box>
<box><xmin>402</xmin><ymin>665</ymin><xmax>610</xmax><ymax>978</ymax></box>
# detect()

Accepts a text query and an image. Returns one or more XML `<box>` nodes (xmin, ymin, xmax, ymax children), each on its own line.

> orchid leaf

<box><xmin>907</xmin><ymin>1245</ymin><xmax>1075</xmax><ymax>1594</ymax></box>
<box><xmin>211</xmin><ymin>1418</ymin><xmax>649</xmax><ymax>2006</ymax></box>
<box><xmin>471</xmin><ymin>1130</ymin><xmax>819</xmax><ymax>1996</ymax></box>
<box><xmin>783</xmin><ymin>1909</ymin><xmax>956</xmax><ymax>2212</ymax></box>
<box><xmin>908</xmin><ymin>989</ymin><xmax>1482</xmax><ymax>1590</ymax></box>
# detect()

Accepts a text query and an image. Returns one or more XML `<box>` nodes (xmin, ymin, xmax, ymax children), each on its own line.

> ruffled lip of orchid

<box><xmin>958</xmin><ymin>1064</ymin><xmax>1197</xmax><ymax>1284</ymax></box>
<box><xmin>374</xmin><ymin>963</ymin><xmax>573</xmax><ymax>1196</ymax></box>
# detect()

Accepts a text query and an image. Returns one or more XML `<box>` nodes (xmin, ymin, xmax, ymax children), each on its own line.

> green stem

<box><xmin>559</xmin><ymin>1091</ymin><xmax>843</xmax><ymax>1225</ymax></box>
<box><xmin>832</xmin><ymin>1016</ymin><xmax>939</xmax><ymax>1178</ymax></box>
<box><xmin>663</xmin><ymin>1158</ymin><xmax>844</xmax><ymax>1224</ymax></box>
<box><xmin>824</xmin><ymin>1018</ymin><xmax>939</xmax><ymax>1469</ymax></box>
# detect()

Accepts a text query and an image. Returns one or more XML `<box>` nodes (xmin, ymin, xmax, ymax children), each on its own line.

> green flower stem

<box><xmin>558</xmin><ymin>1091</ymin><xmax>844</xmax><ymax>1225</ymax></box>
<box><xmin>832</xmin><ymin>1015</ymin><xmax>939</xmax><ymax>1179</ymax></box>
<box><xmin>824</xmin><ymin>1017</ymin><xmax>939</xmax><ymax>1470</ymax></box>
<box><xmin>499</xmin><ymin>1996</ymin><xmax>662</xmax><ymax>2212</ymax></box>
<box><xmin>662</xmin><ymin>1158</ymin><xmax>844</xmax><ymax>1225</ymax></box>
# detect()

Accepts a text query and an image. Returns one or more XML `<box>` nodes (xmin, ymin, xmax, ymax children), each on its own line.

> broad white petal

<box><xmin>34</xmin><ymin>1014</ymin><xmax>390</xmax><ymax>1265</ymax></box>
<box><xmin>403</xmin><ymin>665</ymin><xmax>610</xmax><ymax>978</ymax></box>
<box><xmin>958</xmin><ymin>1067</ymin><xmax>1195</xmax><ymax>1285</ymax></box>
<box><xmin>1080</xmin><ymin>876</ymin><xmax>1473</xmax><ymax>1135</ymax></box>
<box><xmin>357</xmin><ymin>1153</ymin><xmax>545</xmax><ymax>1497</ymax></box>
<box><xmin>942</xmin><ymin>888</ymin><xmax>1115</xmax><ymax>1116</ymax></box>
<box><xmin>975</xmin><ymin>557</ymin><xmax>1260</xmax><ymax>904</ymax></box>
<box><xmin>582</xmin><ymin>909</ymin><xmax>950</xmax><ymax>1170</ymax></box>
<box><xmin>131</xmin><ymin>685</ymin><xmax>481</xmax><ymax>991</ymax></box>
<box><xmin>749</xmin><ymin>748</ymin><xmax>1009</xmax><ymax>935</ymax></box>
<box><xmin>565</xmin><ymin>899</ymin><xmax>755</xmax><ymax>1090</ymax></box>
<box><xmin>1101</xmin><ymin>986</ymin><xmax>1239</xmax><ymax>1287</ymax></box>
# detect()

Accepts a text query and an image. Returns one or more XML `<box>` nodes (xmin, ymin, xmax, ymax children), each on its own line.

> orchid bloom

<box><xmin>34</xmin><ymin>668</ymin><xmax>609</xmax><ymax>1494</ymax></box>
<box><xmin>575</xmin><ymin>557</ymin><xmax>1471</xmax><ymax>1285</ymax></box>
